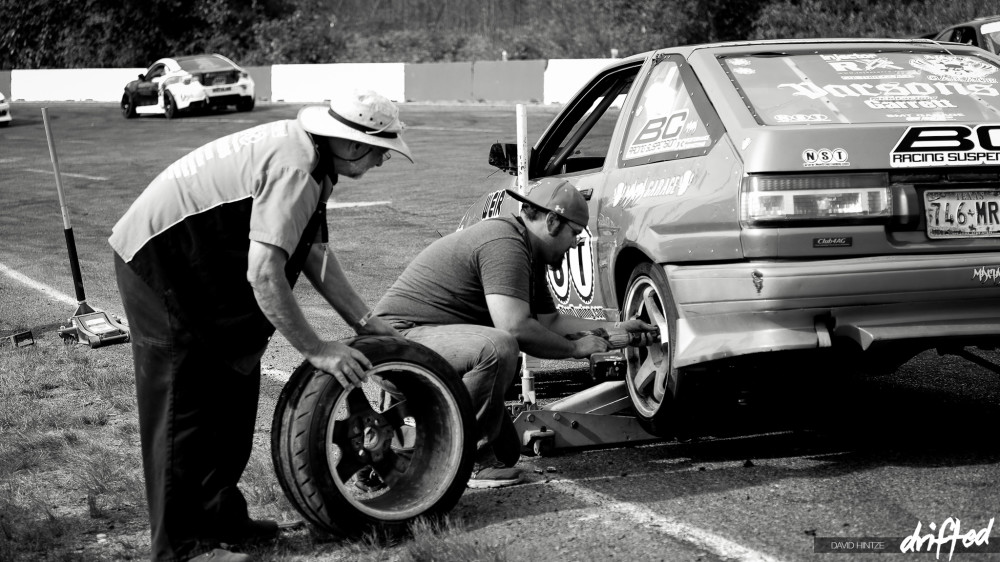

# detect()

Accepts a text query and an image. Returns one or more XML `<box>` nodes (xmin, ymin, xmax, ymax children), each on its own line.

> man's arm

<box><xmin>538</xmin><ymin>312</ymin><xmax>653</xmax><ymax>336</ymax></box>
<box><xmin>486</xmin><ymin>293</ymin><xmax>608</xmax><ymax>359</ymax></box>
<box><xmin>247</xmin><ymin>240</ymin><xmax>372</xmax><ymax>388</ymax></box>
<box><xmin>301</xmin><ymin>244</ymin><xmax>399</xmax><ymax>337</ymax></box>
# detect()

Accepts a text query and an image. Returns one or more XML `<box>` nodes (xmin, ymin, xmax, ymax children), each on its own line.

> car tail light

<box><xmin>741</xmin><ymin>173</ymin><xmax>891</xmax><ymax>226</ymax></box>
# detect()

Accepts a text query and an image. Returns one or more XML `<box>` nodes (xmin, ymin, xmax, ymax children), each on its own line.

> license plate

<box><xmin>213</xmin><ymin>86</ymin><xmax>231</xmax><ymax>93</ymax></box>
<box><xmin>924</xmin><ymin>189</ymin><xmax>1000</xmax><ymax>238</ymax></box>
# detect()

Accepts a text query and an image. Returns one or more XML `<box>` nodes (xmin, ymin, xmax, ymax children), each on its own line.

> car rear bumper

<box><xmin>666</xmin><ymin>253</ymin><xmax>1000</xmax><ymax>367</ymax></box>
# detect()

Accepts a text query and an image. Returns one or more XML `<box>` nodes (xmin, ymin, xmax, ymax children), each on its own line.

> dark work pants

<box><xmin>115</xmin><ymin>254</ymin><xmax>260</xmax><ymax>561</ymax></box>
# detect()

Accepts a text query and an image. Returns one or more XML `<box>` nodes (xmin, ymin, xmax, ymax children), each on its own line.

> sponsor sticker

<box><xmin>813</xmin><ymin>237</ymin><xmax>852</xmax><ymax>248</ymax></box>
<box><xmin>890</xmin><ymin>124</ymin><xmax>1000</xmax><ymax>167</ymax></box>
<box><xmin>611</xmin><ymin>170</ymin><xmax>696</xmax><ymax>207</ymax></box>
<box><xmin>802</xmin><ymin>148</ymin><xmax>849</xmax><ymax>167</ymax></box>
<box><xmin>909</xmin><ymin>55</ymin><xmax>998</xmax><ymax>81</ymax></box>
<box><xmin>774</xmin><ymin>113</ymin><xmax>830</xmax><ymax>123</ymax></box>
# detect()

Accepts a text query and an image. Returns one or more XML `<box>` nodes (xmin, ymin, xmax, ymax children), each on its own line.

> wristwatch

<box><xmin>358</xmin><ymin>311</ymin><xmax>373</xmax><ymax>328</ymax></box>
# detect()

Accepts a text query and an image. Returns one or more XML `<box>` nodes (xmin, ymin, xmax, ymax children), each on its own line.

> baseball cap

<box><xmin>506</xmin><ymin>178</ymin><xmax>589</xmax><ymax>229</ymax></box>
<box><xmin>297</xmin><ymin>89</ymin><xmax>413</xmax><ymax>162</ymax></box>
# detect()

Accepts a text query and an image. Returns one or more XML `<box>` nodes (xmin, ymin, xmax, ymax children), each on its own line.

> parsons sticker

<box><xmin>890</xmin><ymin>124</ymin><xmax>1000</xmax><ymax>167</ymax></box>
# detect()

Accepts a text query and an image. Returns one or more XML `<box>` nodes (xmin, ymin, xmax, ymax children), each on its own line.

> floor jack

<box><xmin>42</xmin><ymin>108</ymin><xmax>130</xmax><ymax>348</ymax></box>
<box><xmin>510</xmin><ymin>328</ymin><xmax>664</xmax><ymax>455</ymax></box>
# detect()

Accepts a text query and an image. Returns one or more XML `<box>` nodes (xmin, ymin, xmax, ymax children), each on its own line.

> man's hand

<box><xmin>619</xmin><ymin>318</ymin><xmax>657</xmax><ymax>333</ymax></box>
<box><xmin>356</xmin><ymin>315</ymin><xmax>400</xmax><ymax>337</ymax></box>
<box><xmin>570</xmin><ymin>334</ymin><xmax>609</xmax><ymax>359</ymax></box>
<box><xmin>306</xmin><ymin>341</ymin><xmax>373</xmax><ymax>389</ymax></box>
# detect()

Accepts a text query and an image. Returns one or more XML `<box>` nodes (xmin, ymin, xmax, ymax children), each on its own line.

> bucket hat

<box><xmin>297</xmin><ymin>89</ymin><xmax>413</xmax><ymax>162</ymax></box>
<box><xmin>506</xmin><ymin>178</ymin><xmax>589</xmax><ymax>229</ymax></box>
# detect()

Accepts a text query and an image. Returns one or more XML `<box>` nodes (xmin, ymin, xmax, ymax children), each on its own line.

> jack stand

<box><xmin>511</xmin><ymin>355</ymin><xmax>662</xmax><ymax>456</ymax></box>
<box><xmin>58</xmin><ymin>302</ymin><xmax>130</xmax><ymax>348</ymax></box>
<box><xmin>43</xmin><ymin>107</ymin><xmax>130</xmax><ymax>350</ymax></box>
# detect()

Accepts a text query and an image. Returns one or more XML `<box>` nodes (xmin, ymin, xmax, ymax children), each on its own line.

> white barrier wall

<box><xmin>12</xmin><ymin>68</ymin><xmax>145</xmax><ymax>102</ymax></box>
<box><xmin>543</xmin><ymin>59</ymin><xmax>617</xmax><ymax>105</ymax></box>
<box><xmin>271</xmin><ymin>63</ymin><xmax>405</xmax><ymax>103</ymax></box>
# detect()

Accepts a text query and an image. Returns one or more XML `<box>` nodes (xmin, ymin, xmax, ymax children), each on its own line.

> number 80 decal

<box><xmin>546</xmin><ymin>228</ymin><xmax>595</xmax><ymax>304</ymax></box>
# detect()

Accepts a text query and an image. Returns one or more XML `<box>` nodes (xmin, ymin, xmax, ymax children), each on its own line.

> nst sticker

<box><xmin>890</xmin><ymin>124</ymin><xmax>1000</xmax><ymax>167</ymax></box>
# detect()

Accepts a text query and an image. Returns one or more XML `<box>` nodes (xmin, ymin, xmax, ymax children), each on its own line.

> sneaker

<box><xmin>187</xmin><ymin>548</ymin><xmax>251</xmax><ymax>561</ymax></box>
<box><xmin>468</xmin><ymin>462</ymin><xmax>522</xmax><ymax>489</ymax></box>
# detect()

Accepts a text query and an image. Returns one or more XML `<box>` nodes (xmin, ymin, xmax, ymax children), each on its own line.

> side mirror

<box><xmin>138</xmin><ymin>74</ymin><xmax>146</xmax><ymax>81</ymax></box>
<box><xmin>488</xmin><ymin>142</ymin><xmax>519</xmax><ymax>175</ymax></box>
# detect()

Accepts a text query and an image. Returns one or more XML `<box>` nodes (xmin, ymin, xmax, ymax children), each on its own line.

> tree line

<box><xmin>0</xmin><ymin>0</ymin><xmax>995</xmax><ymax>69</ymax></box>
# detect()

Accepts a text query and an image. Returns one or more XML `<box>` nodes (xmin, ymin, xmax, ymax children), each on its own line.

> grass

<box><xmin>0</xmin><ymin>327</ymin><xmax>509</xmax><ymax>561</ymax></box>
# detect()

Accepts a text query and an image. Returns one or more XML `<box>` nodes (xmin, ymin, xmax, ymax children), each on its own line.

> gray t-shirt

<box><xmin>375</xmin><ymin>216</ymin><xmax>556</xmax><ymax>327</ymax></box>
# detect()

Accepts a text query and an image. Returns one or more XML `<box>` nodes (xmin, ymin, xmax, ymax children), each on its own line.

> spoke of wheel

<box><xmin>329</xmin><ymin>418</ymin><xmax>352</xmax><ymax>449</ymax></box>
<box><xmin>346</xmin><ymin>387</ymin><xmax>374</xmax><ymax>416</ymax></box>
<box><xmin>379</xmin><ymin>401</ymin><xmax>407</xmax><ymax>429</ymax></box>
<box><xmin>633</xmin><ymin>354</ymin><xmax>657</xmax><ymax>393</ymax></box>
<box><xmin>334</xmin><ymin>448</ymin><xmax>368</xmax><ymax>483</ymax></box>
<box><xmin>652</xmin><ymin>363</ymin><xmax>667</xmax><ymax>402</ymax></box>
<box><xmin>642</xmin><ymin>287</ymin><xmax>668</xmax><ymax>342</ymax></box>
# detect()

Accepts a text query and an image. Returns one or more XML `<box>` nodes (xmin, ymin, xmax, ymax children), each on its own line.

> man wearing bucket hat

<box><xmin>373</xmin><ymin>177</ymin><xmax>653</xmax><ymax>488</ymax></box>
<box><xmin>110</xmin><ymin>89</ymin><xmax>408</xmax><ymax>562</ymax></box>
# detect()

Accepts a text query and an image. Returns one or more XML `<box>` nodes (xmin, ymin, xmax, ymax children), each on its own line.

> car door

<box><xmin>528</xmin><ymin>62</ymin><xmax>643</xmax><ymax>319</ymax></box>
<box><xmin>135</xmin><ymin>63</ymin><xmax>166</xmax><ymax>107</ymax></box>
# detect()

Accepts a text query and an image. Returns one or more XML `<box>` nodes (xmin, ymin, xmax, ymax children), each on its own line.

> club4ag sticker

<box><xmin>891</xmin><ymin>124</ymin><xmax>1000</xmax><ymax>167</ymax></box>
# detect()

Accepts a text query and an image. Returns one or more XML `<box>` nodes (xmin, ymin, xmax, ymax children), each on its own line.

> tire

<box><xmin>163</xmin><ymin>92</ymin><xmax>177</xmax><ymax>119</ymax></box>
<box><xmin>270</xmin><ymin>336</ymin><xmax>476</xmax><ymax>538</ymax></box>
<box><xmin>621</xmin><ymin>262</ymin><xmax>685</xmax><ymax>437</ymax></box>
<box><xmin>236</xmin><ymin>96</ymin><xmax>255</xmax><ymax>112</ymax></box>
<box><xmin>121</xmin><ymin>94</ymin><xmax>136</xmax><ymax>119</ymax></box>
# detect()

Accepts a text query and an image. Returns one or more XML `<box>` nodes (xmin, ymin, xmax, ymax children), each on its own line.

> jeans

<box><xmin>396</xmin><ymin>324</ymin><xmax>520</xmax><ymax>455</ymax></box>
<box><xmin>115</xmin><ymin>254</ymin><xmax>260</xmax><ymax>561</ymax></box>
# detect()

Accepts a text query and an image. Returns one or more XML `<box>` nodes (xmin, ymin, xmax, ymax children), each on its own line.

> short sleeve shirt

<box><xmin>108</xmin><ymin>120</ymin><xmax>333</xmax><ymax>370</ymax></box>
<box><xmin>374</xmin><ymin>216</ymin><xmax>556</xmax><ymax>327</ymax></box>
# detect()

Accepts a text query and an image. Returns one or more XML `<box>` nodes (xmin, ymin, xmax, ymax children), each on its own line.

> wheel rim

<box><xmin>121</xmin><ymin>99</ymin><xmax>130</xmax><ymax>115</ymax></box>
<box><xmin>623</xmin><ymin>273</ymin><xmax>671</xmax><ymax>418</ymax></box>
<box><xmin>323</xmin><ymin>362</ymin><xmax>466</xmax><ymax>521</ymax></box>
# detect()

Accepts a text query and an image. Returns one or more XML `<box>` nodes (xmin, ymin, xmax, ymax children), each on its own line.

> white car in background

<box><xmin>121</xmin><ymin>54</ymin><xmax>255</xmax><ymax>120</ymax></box>
<box><xmin>0</xmin><ymin>91</ymin><xmax>11</xmax><ymax>127</ymax></box>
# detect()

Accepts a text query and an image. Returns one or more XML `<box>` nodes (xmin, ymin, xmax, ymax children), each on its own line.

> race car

<box><xmin>0</xmin><ymin>91</ymin><xmax>11</xmax><ymax>127</ymax></box>
<box><xmin>121</xmin><ymin>54</ymin><xmax>255</xmax><ymax>119</ymax></box>
<box><xmin>925</xmin><ymin>15</ymin><xmax>1000</xmax><ymax>55</ymax></box>
<box><xmin>460</xmin><ymin>38</ymin><xmax>1000</xmax><ymax>437</ymax></box>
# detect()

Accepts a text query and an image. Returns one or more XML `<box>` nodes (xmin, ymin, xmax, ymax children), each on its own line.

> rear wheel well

<box><xmin>613</xmin><ymin>246</ymin><xmax>654</xmax><ymax>308</ymax></box>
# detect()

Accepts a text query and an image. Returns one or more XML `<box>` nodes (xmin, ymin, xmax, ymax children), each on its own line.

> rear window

<box><xmin>177</xmin><ymin>56</ymin><xmax>234</xmax><ymax>73</ymax></box>
<box><xmin>721</xmin><ymin>51</ymin><xmax>1000</xmax><ymax>125</ymax></box>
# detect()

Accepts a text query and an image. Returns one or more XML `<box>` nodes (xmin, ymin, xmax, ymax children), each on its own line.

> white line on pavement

<box><xmin>547</xmin><ymin>479</ymin><xmax>785</xmax><ymax>562</ymax></box>
<box><xmin>408</xmin><ymin>126</ymin><xmax>500</xmax><ymax>133</ymax></box>
<box><xmin>0</xmin><ymin>260</ymin><xmax>78</xmax><ymax>307</ymax></box>
<box><xmin>326</xmin><ymin>200</ymin><xmax>392</xmax><ymax>209</ymax></box>
<box><xmin>25</xmin><ymin>168</ymin><xmax>108</xmax><ymax>181</ymax></box>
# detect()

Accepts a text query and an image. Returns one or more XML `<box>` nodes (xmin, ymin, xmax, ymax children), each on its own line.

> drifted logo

<box><xmin>813</xmin><ymin>237</ymin><xmax>852</xmax><ymax>248</ymax></box>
